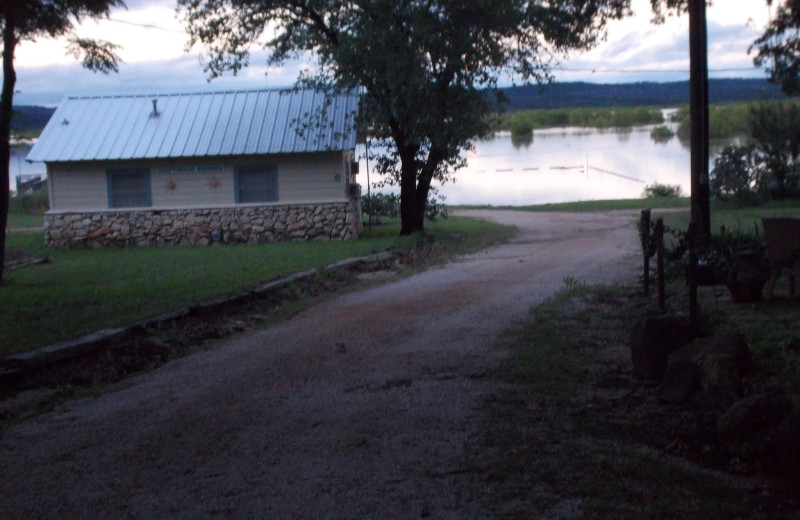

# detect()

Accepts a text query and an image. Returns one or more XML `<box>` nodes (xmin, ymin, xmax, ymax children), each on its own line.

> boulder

<box><xmin>656</xmin><ymin>361</ymin><xmax>701</xmax><ymax>404</ymax></box>
<box><xmin>717</xmin><ymin>394</ymin><xmax>789</xmax><ymax>438</ymax></box>
<box><xmin>669</xmin><ymin>329</ymin><xmax>752</xmax><ymax>394</ymax></box>
<box><xmin>630</xmin><ymin>312</ymin><xmax>694</xmax><ymax>380</ymax></box>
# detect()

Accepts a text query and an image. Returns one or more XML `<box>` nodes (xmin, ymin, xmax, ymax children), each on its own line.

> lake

<box><xmin>357</xmin><ymin>124</ymin><xmax>735</xmax><ymax>206</ymax></box>
<box><xmin>11</xmin><ymin>124</ymin><xmax>733</xmax><ymax>205</ymax></box>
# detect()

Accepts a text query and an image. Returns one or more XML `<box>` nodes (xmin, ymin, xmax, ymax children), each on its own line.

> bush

<box><xmin>642</xmin><ymin>183</ymin><xmax>683</xmax><ymax>198</ymax></box>
<box><xmin>748</xmin><ymin>101</ymin><xmax>800</xmax><ymax>199</ymax></box>
<box><xmin>650</xmin><ymin>125</ymin><xmax>675</xmax><ymax>144</ymax></box>
<box><xmin>710</xmin><ymin>145</ymin><xmax>761</xmax><ymax>202</ymax></box>
<box><xmin>9</xmin><ymin>189</ymin><xmax>49</xmax><ymax>215</ymax></box>
<box><xmin>361</xmin><ymin>189</ymin><xmax>448</xmax><ymax>222</ymax></box>
<box><xmin>361</xmin><ymin>192</ymin><xmax>399</xmax><ymax>217</ymax></box>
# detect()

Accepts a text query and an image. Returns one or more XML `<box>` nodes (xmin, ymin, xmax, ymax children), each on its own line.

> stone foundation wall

<box><xmin>44</xmin><ymin>200</ymin><xmax>363</xmax><ymax>248</ymax></box>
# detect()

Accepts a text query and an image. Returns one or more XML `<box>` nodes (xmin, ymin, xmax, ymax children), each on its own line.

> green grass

<box><xmin>0</xmin><ymin>216</ymin><xmax>513</xmax><ymax>357</ymax></box>
<box><xmin>654</xmin><ymin>199</ymin><xmax>800</xmax><ymax>236</ymax></box>
<box><xmin>455</xmin><ymin>196</ymin><xmax>690</xmax><ymax>213</ymax></box>
<box><xmin>7</xmin><ymin>213</ymin><xmax>44</xmax><ymax>229</ymax></box>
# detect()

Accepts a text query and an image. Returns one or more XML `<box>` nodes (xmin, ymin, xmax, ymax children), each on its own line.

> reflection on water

<box><xmin>359</xmin><ymin>124</ymin><xmax>734</xmax><ymax>206</ymax></box>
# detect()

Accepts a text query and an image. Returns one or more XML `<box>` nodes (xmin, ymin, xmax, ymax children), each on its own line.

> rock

<box><xmin>86</xmin><ymin>226</ymin><xmax>111</xmax><ymax>239</ymax></box>
<box><xmin>656</xmin><ymin>361</ymin><xmax>701</xmax><ymax>404</ymax></box>
<box><xmin>669</xmin><ymin>329</ymin><xmax>752</xmax><ymax>394</ymax></box>
<box><xmin>768</xmin><ymin>407</ymin><xmax>800</xmax><ymax>476</ymax></box>
<box><xmin>717</xmin><ymin>394</ymin><xmax>789</xmax><ymax>438</ymax></box>
<box><xmin>630</xmin><ymin>312</ymin><xmax>694</xmax><ymax>380</ymax></box>
<box><xmin>701</xmin><ymin>331</ymin><xmax>752</xmax><ymax>394</ymax></box>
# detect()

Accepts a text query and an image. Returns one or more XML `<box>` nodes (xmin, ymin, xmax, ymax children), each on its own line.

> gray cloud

<box><xmin>15</xmin><ymin>51</ymin><xmax>304</xmax><ymax>106</ymax></box>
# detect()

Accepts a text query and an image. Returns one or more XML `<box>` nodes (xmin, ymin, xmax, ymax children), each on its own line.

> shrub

<box><xmin>642</xmin><ymin>182</ymin><xmax>683</xmax><ymax>198</ymax></box>
<box><xmin>361</xmin><ymin>192</ymin><xmax>399</xmax><ymax>217</ymax></box>
<box><xmin>650</xmin><ymin>125</ymin><xmax>675</xmax><ymax>144</ymax></box>
<box><xmin>9</xmin><ymin>188</ymin><xmax>49</xmax><ymax>215</ymax></box>
<box><xmin>710</xmin><ymin>145</ymin><xmax>761</xmax><ymax>202</ymax></box>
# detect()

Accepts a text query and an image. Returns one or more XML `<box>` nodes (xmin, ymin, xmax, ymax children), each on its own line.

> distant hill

<box><xmin>11</xmin><ymin>105</ymin><xmax>56</xmax><ymax>132</ymax></box>
<box><xmin>499</xmin><ymin>78</ymin><xmax>785</xmax><ymax>110</ymax></box>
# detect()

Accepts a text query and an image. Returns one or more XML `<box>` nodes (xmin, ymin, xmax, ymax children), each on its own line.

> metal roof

<box><xmin>27</xmin><ymin>88</ymin><xmax>359</xmax><ymax>163</ymax></box>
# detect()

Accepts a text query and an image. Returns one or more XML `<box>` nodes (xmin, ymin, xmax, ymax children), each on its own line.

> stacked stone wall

<box><xmin>44</xmin><ymin>201</ymin><xmax>362</xmax><ymax>248</ymax></box>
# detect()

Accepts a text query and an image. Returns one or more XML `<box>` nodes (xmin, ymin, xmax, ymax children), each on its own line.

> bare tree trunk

<box><xmin>398</xmin><ymin>145</ymin><xmax>419</xmax><ymax>236</ymax></box>
<box><xmin>0</xmin><ymin>15</ymin><xmax>18</xmax><ymax>284</ymax></box>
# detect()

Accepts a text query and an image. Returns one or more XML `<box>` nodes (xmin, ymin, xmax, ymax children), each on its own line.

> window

<box><xmin>235</xmin><ymin>164</ymin><xmax>278</xmax><ymax>203</ymax></box>
<box><xmin>107</xmin><ymin>168</ymin><xmax>151</xmax><ymax>208</ymax></box>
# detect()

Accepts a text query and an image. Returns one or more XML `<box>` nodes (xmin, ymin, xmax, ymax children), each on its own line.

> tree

<box><xmin>179</xmin><ymin>0</ymin><xmax>633</xmax><ymax>235</ymax></box>
<box><xmin>748</xmin><ymin>101</ymin><xmax>800</xmax><ymax>198</ymax></box>
<box><xmin>1</xmin><ymin>0</ymin><xmax>124</xmax><ymax>284</ymax></box>
<box><xmin>752</xmin><ymin>0</ymin><xmax>800</xmax><ymax>96</ymax></box>
<box><xmin>710</xmin><ymin>144</ymin><xmax>760</xmax><ymax>202</ymax></box>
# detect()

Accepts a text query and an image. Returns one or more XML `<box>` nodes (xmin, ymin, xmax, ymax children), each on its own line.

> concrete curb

<box><xmin>2</xmin><ymin>252</ymin><xmax>395</xmax><ymax>374</ymax></box>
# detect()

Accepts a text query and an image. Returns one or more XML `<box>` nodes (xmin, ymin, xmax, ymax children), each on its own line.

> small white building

<box><xmin>27</xmin><ymin>88</ymin><xmax>362</xmax><ymax>247</ymax></box>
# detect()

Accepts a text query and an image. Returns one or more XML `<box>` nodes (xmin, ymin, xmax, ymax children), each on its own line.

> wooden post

<box><xmin>686</xmin><ymin>223</ymin><xmax>698</xmax><ymax>332</ymax></box>
<box><xmin>689</xmin><ymin>0</ymin><xmax>711</xmax><ymax>246</ymax></box>
<box><xmin>641</xmin><ymin>209</ymin><xmax>651</xmax><ymax>295</ymax></box>
<box><xmin>656</xmin><ymin>218</ymin><xmax>665</xmax><ymax>309</ymax></box>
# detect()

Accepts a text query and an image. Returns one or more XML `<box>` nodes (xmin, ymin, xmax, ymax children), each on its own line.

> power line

<box><xmin>107</xmin><ymin>17</ymin><xmax>185</xmax><ymax>34</ymax></box>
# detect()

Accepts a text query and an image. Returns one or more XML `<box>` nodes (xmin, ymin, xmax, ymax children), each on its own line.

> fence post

<box><xmin>656</xmin><ymin>218</ymin><xmax>665</xmax><ymax>309</ymax></box>
<box><xmin>641</xmin><ymin>209</ymin><xmax>651</xmax><ymax>296</ymax></box>
<box><xmin>686</xmin><ymin>223</ymin><xmax>698</xmax><ymax>333</ymax></box>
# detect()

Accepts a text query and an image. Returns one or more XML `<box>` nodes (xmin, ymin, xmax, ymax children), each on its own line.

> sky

<box><xmin>12</xmin><ymin>0</ymin><xmax>776</xmax><ymax>107</ymax></box>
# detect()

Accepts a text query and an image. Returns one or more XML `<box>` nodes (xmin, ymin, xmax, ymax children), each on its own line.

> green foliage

<box><xmin>675</xmin><ymin>102</ymin><xmax>753</xmax><ymax>142</ymax></box>
<box><xmin>642</xmin><ymin>182</ymin><xmax>683</xmax><ymax>198</ymax></box>
<box><xmin>500</xmin><ymin>106</ymin><xmax>664</xmax><ymax>135</ymax></box>
<box><xmin>710</xmin><ymin>145</ymin><xmax>761</xmax><ymax>203</ymax></box>
<box><xmin>751</xmin><ymin>0</ymin><xmax>800</xmax><ymax>95</ymax></box>
<box><xmin>747</xmin><ymin>101</ymin><xmax>800</xmax><ymax>199</ymax></box>
<box><xmin>362</xmin><ymin>192</ymin><xmax>400</xmax><ymax>218</ymax></box>
<box><xmin>649</xmin><ymin>125</ymin><xmax>674</xmax><ymax>143</ymax></box>
<box><xmin>9</xmin><ymin>189</ymin><xmax>49</xmax><ymax>216</ymax></box>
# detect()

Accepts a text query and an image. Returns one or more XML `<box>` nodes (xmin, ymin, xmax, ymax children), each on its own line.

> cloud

<box><xmin>15</xmin><ymin>51</ymin><xmax>306</xmax><ymax>106</ymax></box>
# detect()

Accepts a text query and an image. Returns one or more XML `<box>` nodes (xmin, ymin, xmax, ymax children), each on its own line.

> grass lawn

<box><xmin>654</xmin><ymin>199</ymin><xmax>800</xmax><ymax>236</ymax></box>
<box><xmin>6</xmin><ymin>213</ymin><xmax>44</xmax><ymax>229</ymax></box>
<box><xmin>1</xmin><ymin>216</ymin><xmax>514</xmax><ymax>357</ymax></box>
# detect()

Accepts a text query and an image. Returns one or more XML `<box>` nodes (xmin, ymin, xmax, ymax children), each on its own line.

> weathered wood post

<box><xmin>656</xmin><ymin>218</ymin><xmax>665</xmax><ymax>309</ymax></box>
<box><xmin>641</xmin><ymin>209</ymin><xmax>651</xmax><ymax>295</ymax></box>
<box><xmin>686</xmin><ymin>223</ymin><xmax>698</xmax><ymax>332</ymax></box>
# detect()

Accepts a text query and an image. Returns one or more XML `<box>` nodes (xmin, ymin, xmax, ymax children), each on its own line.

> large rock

<box><xmin>716</xmin><ymin>393</ymin><xmax>790</xmax><ymax>438</ymax></box>
<box><xmin>656</xmin><ymin>361</ymin><xmax>701</xmax><ymax>404</ymax></box>
<box><xmin>630</xmin><ymin>312</ymin><xmax>694</xmax><ymax>380</ymax></box>
<box><xmin>669</xmin><ymin>329</ymin><xmax>753</xmax><ymax>394</ymax></box>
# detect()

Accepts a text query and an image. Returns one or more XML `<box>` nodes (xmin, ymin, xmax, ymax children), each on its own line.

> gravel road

<box><xmin>0</xmin><ymin>210</ymin><xmax>640</xmax><ymax>519</ymax></box>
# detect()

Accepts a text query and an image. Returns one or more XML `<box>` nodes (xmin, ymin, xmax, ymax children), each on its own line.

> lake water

<box><xmin>11</xmin><ymin>125</ymin><xmax>733</xmax><ymax>205</ymax></box>
<box><xmin>358</xmin><ymin>124</ymin><xmax>735</xmax><ymax>206</ymax></box>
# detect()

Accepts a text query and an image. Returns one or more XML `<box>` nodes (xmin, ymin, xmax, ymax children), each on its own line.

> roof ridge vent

<box><xmin>150</xmin><ymin>99</ymin><xmax>159</xmax><ymax>118</ymax></box>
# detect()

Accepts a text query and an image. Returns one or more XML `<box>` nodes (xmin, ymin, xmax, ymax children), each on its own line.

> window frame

<box><xmin>234</xmin><ymin>164</ymin><xmax>278</xmax><ymax>204</ymax></box>
<box><xmin>106</xmin><ymin>167</ymin><xmax>152</xmax><ymax>209</ymax></box>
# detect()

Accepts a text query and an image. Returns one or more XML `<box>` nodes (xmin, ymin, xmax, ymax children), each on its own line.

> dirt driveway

<box><xmin>0</xmin><ymin>210</ymin><xmax>640</xmax><ymax>519</ymax></box>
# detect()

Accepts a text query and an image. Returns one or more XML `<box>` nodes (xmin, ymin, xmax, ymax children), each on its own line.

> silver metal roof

<box><xmin>27</xmin><ymin>88</ymin><xmax>359</xmax><ymax>163</ymax></box>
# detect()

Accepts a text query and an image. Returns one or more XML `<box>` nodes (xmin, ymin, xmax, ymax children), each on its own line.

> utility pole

<box><xmin>689</xmin><ymin>0</ymin><xmax>711</xmax><ymax>247</ymax></box>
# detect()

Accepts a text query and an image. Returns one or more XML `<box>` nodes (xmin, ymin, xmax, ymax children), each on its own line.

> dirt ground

<box><xmin>0</xmin><ymin>210</ymin><xmax>641</xmax><ymax>519</ymax></box>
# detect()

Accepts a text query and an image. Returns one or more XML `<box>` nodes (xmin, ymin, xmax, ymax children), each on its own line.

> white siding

<box><xmin>47</xmin><ymin>152</ymin><xmax>349</xmax><ymax>212</ymax></box>
<box><xmin>49</xmin><ymin>164</ymin><xmax>109</xmax><ymax>211</ymax></box>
